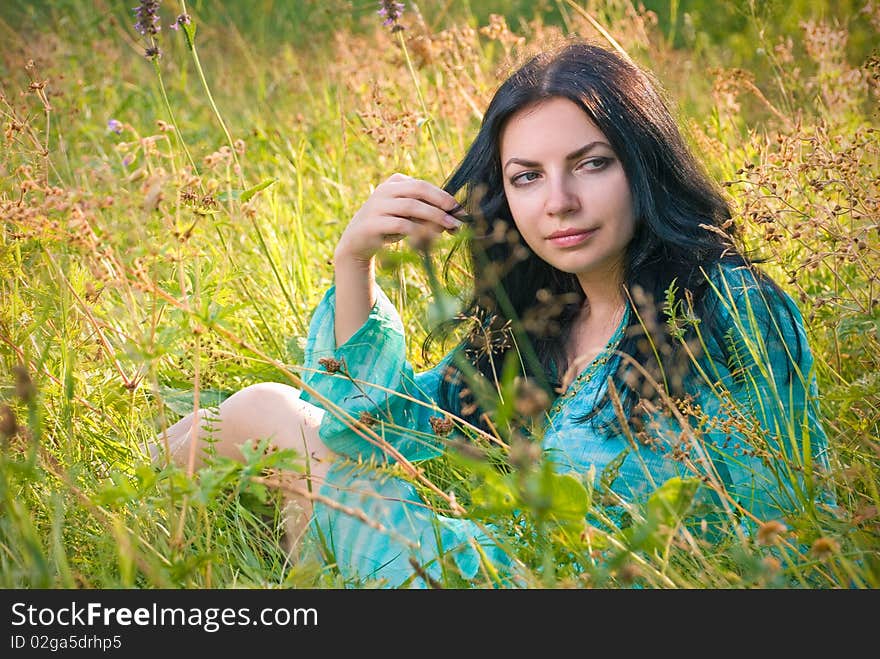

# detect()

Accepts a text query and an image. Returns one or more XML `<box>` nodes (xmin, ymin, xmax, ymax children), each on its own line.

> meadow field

<box><xmin>0</xmin><ymin>0</ymin><xmax>878</xmax><ymax>588</ymax></box>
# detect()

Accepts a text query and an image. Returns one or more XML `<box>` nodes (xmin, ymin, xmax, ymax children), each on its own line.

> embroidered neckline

<box><xmin>546</xmin><ymin>305</ymin><xmax>631</xmax><ymax>421</ymax></box>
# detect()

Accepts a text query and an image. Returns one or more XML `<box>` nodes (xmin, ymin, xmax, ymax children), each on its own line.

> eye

<box><xmin>510</xmin><ymin>171</ymin><xmax>540</xmax><ymax>186</ymax></box>
<box><xmin>577</xmin><ymin>157</ymin><xmax>611</xmax><ymax>171</ymax></box>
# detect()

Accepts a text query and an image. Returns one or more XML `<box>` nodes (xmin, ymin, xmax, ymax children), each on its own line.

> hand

<box><xmin>333</xmin><ymin>173</ymin><xmax>464</xmax><ymax>265</ymax></box>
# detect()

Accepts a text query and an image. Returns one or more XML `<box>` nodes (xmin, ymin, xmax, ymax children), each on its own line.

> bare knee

<box><xmin>154</xmin><ymin>381</ymin><xmax>327</xmax><ymax>466</ymax></box>
<box><xmin>225</xmin><ymin>381</ymin><xmax>302</xmax><ymax>410</ymax></box>
<box><xmin>219</xmin><ymin>382</ymin><xmax>306</xmax><ymax>437</ymax></box>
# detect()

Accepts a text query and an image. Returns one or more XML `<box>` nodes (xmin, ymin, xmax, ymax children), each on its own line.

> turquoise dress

<box><xmin>298</xmin><ymin>262</ymin><xmax>829</xmax><ymax>587</ymax></box>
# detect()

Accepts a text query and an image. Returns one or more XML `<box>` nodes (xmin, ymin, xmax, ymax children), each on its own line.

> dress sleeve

<box><xmin>298</xmin><ymin>284</ymin><xmax>453</xmax><ymax>463</ymax></box>
<box><xmin>690</xmin><ymin>264</ymin><xmax>832</xmax><ymax>522</ymax></box>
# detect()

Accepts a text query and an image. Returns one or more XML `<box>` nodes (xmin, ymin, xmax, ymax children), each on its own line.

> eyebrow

<box><xmin>503</xmin><ymin>141</ymin><xmax>610</xmax><ymax>172</ymax></box>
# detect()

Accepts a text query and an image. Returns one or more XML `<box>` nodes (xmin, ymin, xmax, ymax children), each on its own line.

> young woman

<box><xmin>153</xmin><ymin>41</ymin><xmax>830</xmax><ymax>587</ymax></box>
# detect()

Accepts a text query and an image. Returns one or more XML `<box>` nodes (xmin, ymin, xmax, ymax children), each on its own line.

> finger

<box><xmin>445</xmin><ymin>200</ymin><xmax>475</xmax><ymax>223</ymax></box>
<box><xmin>378</xmin><ymin>215</ymin><xmax>444</xmax><ymax>247</ymax></box>
<box><xmin>383</xmin><ymin>197</ymin><xmax>463</xmax><ymax>231</ymax></box>
<box><xmin>385</xmin><ymin>172</ymin><xmax>411</xmax><ymax>184</ymax></box>
<box><xmin>385</xmin><ymin>178</ymin><xmax>462</xmax><ymax>217</ymax></box>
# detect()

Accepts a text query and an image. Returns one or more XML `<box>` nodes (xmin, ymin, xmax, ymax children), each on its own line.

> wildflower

<box><xmin>377</xmin><ymin>0</ymin><xmax>405</xmax><ymax>32</ymax></box>
<box><xmin>318</xmin><ymin>357</ymin><xmax>343</xmax><ymax>374</ymax></box>
<box><xmin>508</xmin><ymin>433</ymin><xmax>541</xmax><ymax>470</ymax></box>
<box><xmin>144</xmin><ymin>45</ymin><xmax>162</xmax><ymax>60</ymax></box>
<box><xmin>756</xmin><ymin>519</ymin><xmax>787</xmax><ymax>545</ymax></box>
<box><xmin>810</xmin><ymin>537</ymin><xmax>840</xmax><ymax>560</ymax></box>
<box><xmin>761</xmin><ymin>556</ymin><xmax>782</xmax><ymax>574</ymax></box>
<box><xmin>107</xmin><ymin>119</ymin><xmax>123</xmax><ymax>134</ymax></box>
<box><xmin>13</xmin><ymin>365</ymin><xmax>34</xmax><ymax>403</ymax></box>
<box><xmin>179</xmin><ymin>189</ymin><xmax>198</xmax><ymax>204</ymax></box>
<box><xmin>169</xmin><ymin>13</ymin><xmax>191</xmax><ymax>30</ymax></box>
<box><xmin>513</xmin><ymin>376</ymin><xmax>551</xmax><ymax>418</ymax></box>
<box><xmin>617</xmin><ymin>562</ymin><xmax>641</xmax><ymax>585</ymax></box>
<box><xmin>0</xmin><ymin>404</ymin><xmax>17</xmax><ymax>438</ymax></box>
<box><xmin>429</xmin><ymin>415</ymin><xmax>454</xmax><ymax>436</ymax></box>
<box><xmin>853</xmin><ymin>505</ymin><xmax>878</xmax><ymax>524</ymax></box>
<box><xmin>133</xmin><ymin>1</ymin><xmax>161</xmax><ymax>36</ymax></box>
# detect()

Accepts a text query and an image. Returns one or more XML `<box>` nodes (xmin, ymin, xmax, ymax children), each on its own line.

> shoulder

<box><xmin>703</xmin><ymin>260</ymin><xmax>801</xmax><ymax>323</ymax></box>
<box><xmin>701</xmin><ymin>259</ymin><xmax>811</xmax><ymax>362</ymax></box>
<box><xmin>705</xmin><ymin>260</ymin><xmax>768</xmax><ymax>294</ymax></box>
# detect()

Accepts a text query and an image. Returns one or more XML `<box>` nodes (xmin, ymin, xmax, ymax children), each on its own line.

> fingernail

<box><xmin>445</xmin><ymin>215</ymin><xmax>464</xmax><ymax>228</ymax></box>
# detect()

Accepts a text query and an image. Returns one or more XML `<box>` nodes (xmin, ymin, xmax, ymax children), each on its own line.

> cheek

<box><xmin>609</xmin><ymin>180</ymin><xmax>636</xmax><ymax>235</ymax></box>
<box><xmin>506</xmin><ymin>191</ymin><xmax>541</xmax><ymax>227</ymax></box>
<box><xmin>504</xmin><ymin>195</ymin><xmax>532</xmax><ymax>234</ymax></box>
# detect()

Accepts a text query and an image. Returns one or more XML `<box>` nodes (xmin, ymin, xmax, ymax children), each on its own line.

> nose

<box><xmin>545</xmin><ymin>172</ymin><xmax>580</xmax><ymax>217</ymax></box>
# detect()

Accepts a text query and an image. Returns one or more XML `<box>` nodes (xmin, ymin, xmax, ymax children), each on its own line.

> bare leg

<box><xmin>150</xmin><ymin>382</ymin><xmax>335</xmax><ymax>554</ymax></box>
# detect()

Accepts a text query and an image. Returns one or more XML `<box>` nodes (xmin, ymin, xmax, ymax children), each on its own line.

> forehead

<box><xmin>500</xmin><ymin>97</ymin><xmax>607</xmax><ymax>156</ymax></box>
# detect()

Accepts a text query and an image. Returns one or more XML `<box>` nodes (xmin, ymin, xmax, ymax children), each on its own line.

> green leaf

<box><xmin>195</xmin><ymin>460</ymin><xmax>241</xmax><ymax>503</ymax></box>
<box><xmin>216</xmin><ymin>179</ymin><xmax>277</xmax><ymax>204</ymax></box>
<box><xmin>133</xmin><ymin>464</ymin><xmax>158</xmax><ymax>494</ymax></box>
<box><xmin>645</xmin><ymin>476</ymin><xmax>699</xmax><ymax>526</ymax></box>
<box><xmin>93</xmin><ymin>471</ymin><xmax>137</xmax><ymax>507</ymax></box>
<box><xmin>285</xmin><ymin>336</ymin><xmax>305</xmax><ymax>364</ymax></box>
<box><xmin>471</xmin><ymin>470</ymin><xmax>518</xmax><ymax>516</ymax></box>
<box><xmin>240</xmin><ymin>178</ymin><xmax>276</xmax><ymax>203</ymax></box>
<box><xmin>620</xmin><ymin>476</ymin><xmax>700</xmax><ymax>553</ymax></box>
<box><xmin>546</xmin><ymin>472</ymin><xmax>591</xmax><ymax>522</ymax></box>
<box><xmin>182</xmin><ymin>20</ymin><xmax>197</xmax><ymax>50</ymax></box>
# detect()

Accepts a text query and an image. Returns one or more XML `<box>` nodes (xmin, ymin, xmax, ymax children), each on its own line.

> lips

<box><xmin>547</xmin><ymin>227</ymin><xmax>597</xmax><ymax>247</ymax></box>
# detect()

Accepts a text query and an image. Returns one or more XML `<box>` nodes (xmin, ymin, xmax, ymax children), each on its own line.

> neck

<box><xmin>576</xmin><ymin>267</ymin><xmax>625</xmax><ymax>317</ymax></box>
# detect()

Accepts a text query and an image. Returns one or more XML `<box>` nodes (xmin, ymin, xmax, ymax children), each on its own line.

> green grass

<box><xmin>0</xmin><ymin>0</ymin><xmax>877</xmax><ymax>588</ymax></box>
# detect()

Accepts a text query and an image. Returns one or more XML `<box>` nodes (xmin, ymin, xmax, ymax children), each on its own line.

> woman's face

<box><xmin>499</xmin><ymin>97</ymin><xmax>636</xmax><ymax>286</ymax></box>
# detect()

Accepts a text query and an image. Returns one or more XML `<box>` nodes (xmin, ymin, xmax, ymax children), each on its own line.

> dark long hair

<box><xmin>424</xmin><ymin>40</ymin><xmax>796</xmax><ymax>436</ymax></box>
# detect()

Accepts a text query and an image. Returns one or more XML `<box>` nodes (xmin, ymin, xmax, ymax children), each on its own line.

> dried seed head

<box><xmin>617</xmin><ymin>562</ymin><xmax>641</xmax><ymax>585</ymax></box>
<box><xmin>513</xmin><ymin>376</ymin><xmax>550</xmax><ymax>418</ymax></box>
<box><xmin>756</xmin><ymin>519</ymin><xmax>788</xmax><ymax>545</ymax></box>
<box><xmin>508</xmin><ymin>433</ymin><xmax>541</xmax><ymax>470</ymax></box>
<box><xmin>429</xmin><ymin>415</ymin><xmax>454</xmax><ymax>436</ymax></box>
<box><xmin>13</xmin><ymin>365</ymin><xmax>34</xmax><ymax>403</ymax></box>
<box><xmin>358</xmin><ymin>411</ymin><xmax>379</xmax><ymax>428</ymax></box>
<box><xmin>0</xmin><ymin>404</ymin><xmax>18</xmax><ymax>438</ymax></box>
<box><xmin>810</xmin><ymin>536</ymin><xmax>840</xmax><ymax>560</ymax></box>
<box><xmin>317</xmin><ymin>357</ymin><xmax>343</xmax><ymax>374</ymax></box>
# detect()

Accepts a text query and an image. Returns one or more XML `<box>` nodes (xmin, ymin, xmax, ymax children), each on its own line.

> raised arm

<box><xmin>331</xmin><ymin>172</ymin><xmax>463</xmax><ymax>347</ymax></box>
<box><xmin>298</xmin><ymin>174</ymin><xmax>465</xmax><ymax>463</ymax></box>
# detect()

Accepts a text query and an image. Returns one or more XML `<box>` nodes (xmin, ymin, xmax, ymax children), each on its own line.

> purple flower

<box><xmin>133</xmin><ymin>1</ymin><xmax>162</xmax><ymax>36</ymax></box>
<box><xmin>377</xmin><ymin>0</ymin><xmax>405</xmax><ymax>31</ymax></box>
<box><xmin>107</xmin><ymin>119</ymin><xmax>123</xmax><ymax>134</ymax></box>
<box><xmin>169</xmin><ymin>13</ymin><xmax>191</xmax><ymax>30</ymax></box>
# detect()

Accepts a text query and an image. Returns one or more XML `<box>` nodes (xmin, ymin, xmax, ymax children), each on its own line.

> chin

<box><xmin>550</xmin><ymin>257</ymin><xmax>601</xmax><ymax>276</ymax></box>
